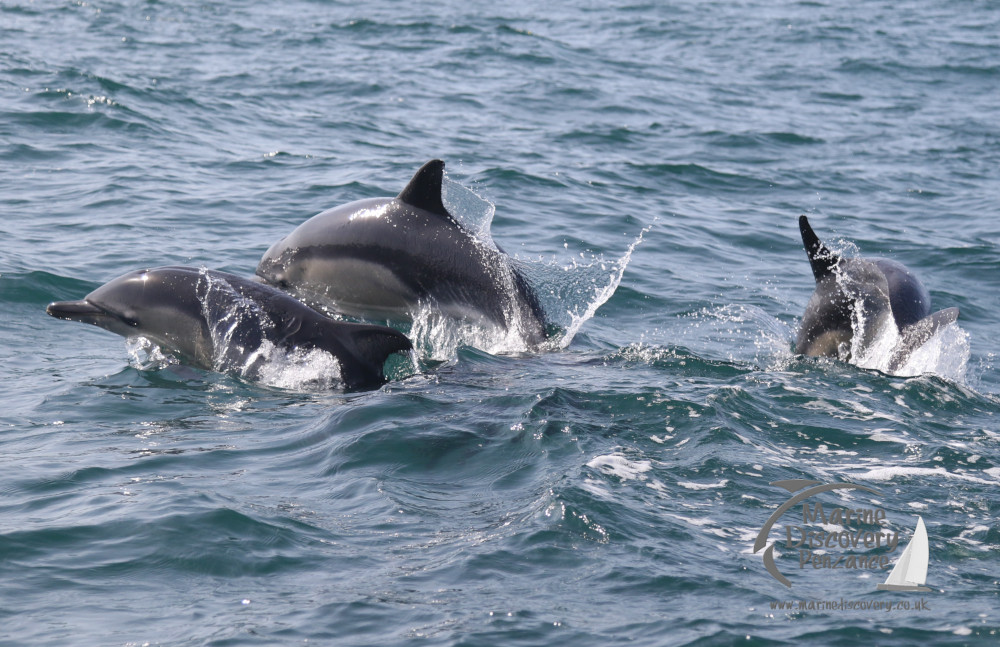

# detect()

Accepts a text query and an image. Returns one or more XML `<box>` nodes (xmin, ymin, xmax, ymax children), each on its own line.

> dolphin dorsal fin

<box><xmin>396</xmin><ymin>159</ymin><xmax>452</xmax><ymax>219</ymax></box>
<box><xmin>799</xmin><ymin>215</ymin><xmax>841</xmax><ymax>281</ymax></box>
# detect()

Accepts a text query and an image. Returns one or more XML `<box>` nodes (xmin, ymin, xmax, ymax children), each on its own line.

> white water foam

<box><xmin>586</xmin><ymin>452</ymin><xmax>652</xmax><ymax>481</ymax></box>
<box><xmin>849</xmin><ymin>465</ymin><xmax>999</xmax><ymax>485</ymax></box>
<box><xmin>851</xmin><ymin>318</ymin><xmax>970</xmax><ymax>381</ymax></box>
<box><xmin>246</xmin><ymin>340</ymin><xmax>346</xmax><ymax>391</ymax></box>
<box><xmin>677</xmin><ymin>479</ymin><xmax>729</xmax><ymax>490</ymax></box>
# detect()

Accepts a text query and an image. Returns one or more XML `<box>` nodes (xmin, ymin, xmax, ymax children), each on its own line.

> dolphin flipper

<box><xmin>887</xmin><ymin>307</ymin><xmax>960</xmax><ymax>372</ymax></box>
<box><xmin>799</xmin><ymin>215</ymin><xmax>841</xmax><ymax>281</ymax></box>
<box><xmin>396</xmin><ymin>159</ymin><xmax>451</xmax><ymax>219</ymax></box>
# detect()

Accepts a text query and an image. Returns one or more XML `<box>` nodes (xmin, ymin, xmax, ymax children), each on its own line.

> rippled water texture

<box><xmin>2</xmin><ymin>1</ymin><xmax>999</xmax><ymax>645</ymax></box>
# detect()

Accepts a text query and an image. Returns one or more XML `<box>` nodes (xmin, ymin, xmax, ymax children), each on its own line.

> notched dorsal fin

<box><xmin>396</xmin><ymin>159</ymin><xmax>452</xmax><ymax>219</ymax></box>
<box><xmin>799</xmin><ymin>215</ymin><xmax>841</xmax><ymax>281</ymax></box>
<box><xmin>887</xmin><ymin>307</ymin><xmax>960</xmax><ymax>372</ymax></box>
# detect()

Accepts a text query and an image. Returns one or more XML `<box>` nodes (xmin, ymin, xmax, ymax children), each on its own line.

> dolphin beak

<box><xmin>46</xmin><ymin>300</ymin><xmax>107</xmax><ymax>323</ymax></box>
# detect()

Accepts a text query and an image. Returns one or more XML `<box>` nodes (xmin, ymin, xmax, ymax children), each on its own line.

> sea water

<box><xmin>2</xmin><ymin>0</ymin><xmax>999</xmax><ymax>645</ymax></box>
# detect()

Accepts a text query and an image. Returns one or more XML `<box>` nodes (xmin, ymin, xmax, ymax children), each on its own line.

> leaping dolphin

<box><xmin>255</xmin><ymin>160</ymin><xmax>549</xmax><ymax>346</ymax></box>
<box><xmin>795</xmin><ymin>215</ymin><xmax>958</xmax><ymax>372</ymax></box>
<box><xmin>46</xmin><ymin>266</ymin><xmax>413</xmax><ymax>390</ymax></box>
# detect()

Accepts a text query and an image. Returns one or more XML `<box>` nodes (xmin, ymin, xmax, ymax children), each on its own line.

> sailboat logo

<box><xmin>755</xmin><ymin>480</ymin><xmax>932</xmax><ymax>590</ymax></box>
<box><xmin>877</xmin><ymin>516</ymin><xmax>931</xmax><ymax>593</ymax></box>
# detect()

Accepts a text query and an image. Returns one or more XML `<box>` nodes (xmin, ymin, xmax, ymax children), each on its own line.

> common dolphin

<box><xmin>255</xmin><ymin>160</ymin><xmax>549</xmax><ymax>346</ymax></box>
<box><xmin>796</xmin><ymin>215</ymin><xmax>958</xmax><ymax>371</ymax></box>
<box><xmin>46</xmin><ymin>266</ymin><xmax>413</xmax><ymax>390</ymax></box>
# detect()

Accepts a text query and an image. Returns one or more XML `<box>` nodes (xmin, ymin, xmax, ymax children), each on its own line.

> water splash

<box><xmin>851</xmin><ymin>318</ymin><xmax>970</xmax><ymax>381</ymax></box>
<box><xmin>126</xmin><ymin>336</ymin><xmax>179</xmax><ymax>370</ymax></box>
<box><xmin>682</xmin><ymin>304</ymin><xmax>796</xmax><ymax>370</ymax></box>
<box><xmin>554</xmin><ymin>226</ymin><xmax>649</xmax><ymax>349</ymax></box>
<box><xmin>129</xmin><ymin>332</ymin><xmax>351</xmax><ymax>391</ymax></box>
<box><xmin>196</xmin><ymin>270</ymin><xmax>363</xmax><ymax>389</ymax></box>
<box><xmin>407</xmin><ymin>302</ymin><xmax>533</xmax><ymax>361</ymax></box>
<box><xmin>442</xmin><ymin>176</ymin><xmax>495</xmax><ymax>241</ymax></box>
<box><xmin>247</xmin><ymin>341</ymin><xmax>346</xmax><ymax>391</ymax></box>
<box><xmin>425</xmin><ymin>173</ymin><xmax>648</xmax><ymax>357</ymax></box>
<box><xmin>819</xmin><ymin>239</ymin><xmax>971</xmax><ymax>382</ymax></box>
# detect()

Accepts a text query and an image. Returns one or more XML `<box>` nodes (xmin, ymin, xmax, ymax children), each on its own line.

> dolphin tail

<box><xmin>799</xmin><ymin>215</ymin><xmax>842</xmax><ymax>281</ymax></box>
<box><xmin>887</xmin><ymin>307</ymin><xmax>960</xmax><ymax>372</ymax></box>
<box><xmin>396</xmin><ymin>159</ymin><xmax>452</xmax><ymax>219</ymax></box>
<box><xmin>340</xmin><ymin>324</ymin><xmax>414</xmax><ymax>390</ymax></box>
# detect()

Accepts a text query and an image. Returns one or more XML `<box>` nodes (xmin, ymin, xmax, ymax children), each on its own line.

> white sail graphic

<box><xmin>877</xmin><ymin>516</ymin><xmax>931</xmax><ymax>592</ymax></box>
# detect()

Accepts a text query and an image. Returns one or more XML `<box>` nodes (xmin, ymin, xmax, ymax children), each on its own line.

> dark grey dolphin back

<box><xmin>796</xmin><ymin>216</ymin><xmax>890</xmax><ymax>357</ymax></box>
<box><xmin>396</xmin><ymin>159</ymin><xmax>547</xmax><ymax>341</ymax></box>
<box><xmin>321</xmin><ymin>322</ymin><xmax>414</xmax><ymax>389</ymax></box>
<box><xmin>795</xmin><ymin>258</ymin><xmax>892</xmax><ymax>358</ymax></box>
<box><xmin>871</xmin><ymin>259</ymin><xmax>930</xmax><ymax>330</ymax></box>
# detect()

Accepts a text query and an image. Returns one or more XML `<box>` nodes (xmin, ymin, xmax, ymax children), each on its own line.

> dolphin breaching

<box><xmin>44</xmin><ymin>160</ymin><xmax>967</xmax><ymax>392</ymax></box>
<box><xmin>795</xmin><ymin>215</ymin><xmax>959</xmax><ymax>372</ymax></box>
<box><xmin>256</xmin><ymin>160</ymin><xmax>549</xmax><ymax>347</ymax></box>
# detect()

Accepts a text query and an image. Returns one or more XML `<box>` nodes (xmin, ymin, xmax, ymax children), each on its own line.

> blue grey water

<box><xmin>2</xmin><ymin>0</ymin><xmax>999</xmax><ymax>645</ymax></box>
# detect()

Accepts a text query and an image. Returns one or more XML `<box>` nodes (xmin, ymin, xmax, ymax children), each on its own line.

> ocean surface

<box><xmin>2</xmin><ymin>0</ymin><xmax>999</xmax><ymax>645</ymax></box>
